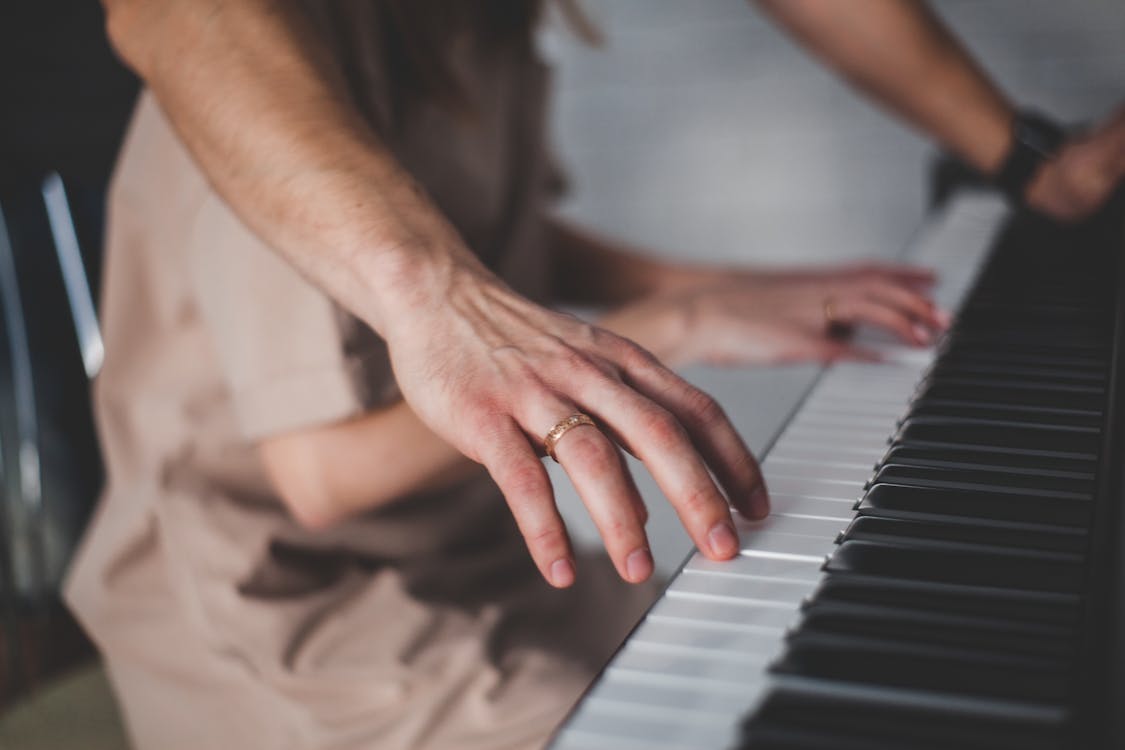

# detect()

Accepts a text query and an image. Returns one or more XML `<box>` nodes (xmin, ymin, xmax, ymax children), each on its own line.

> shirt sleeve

<box><xmin>186</xmin><ymin>191</ymin><xmax>400</xmax><ymax>441</ymax></box>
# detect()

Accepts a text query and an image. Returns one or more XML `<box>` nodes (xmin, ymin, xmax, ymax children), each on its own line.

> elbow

<box><xmin>282</xmin><ymin>485</ymin><xmax>344</xmax><ymax>532</ymax></box>
<box><xmin>259</xmin><ymin>439</ymin><xmax>348</xmax><ymax>531</ymax></box>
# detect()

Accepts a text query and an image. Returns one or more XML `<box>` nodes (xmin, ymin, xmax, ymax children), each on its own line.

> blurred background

<box><xmin>0</xmin><ymin>1</ymin><xmax>1121</xmax><ymax>747</ymax></box>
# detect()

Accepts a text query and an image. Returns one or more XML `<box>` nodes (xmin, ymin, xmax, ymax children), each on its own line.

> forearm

<box><xmin>547</xmin><ymin>217</ymin><xmax>722</xmax><ymax>307</ymax></box>
<box><xmin>259</xmin><ymin>402</ymin><xmax>481</xmax><ymax>529</ymax></box>
<box><xmin>102</xmin><ymin>0</ymin><xmax>483</xmax><ymax>333</ymax></box>
<box><xmin>757</xmin><ymin>0</ymin><xmax>1014</xmax><ymax>174</ymax></box>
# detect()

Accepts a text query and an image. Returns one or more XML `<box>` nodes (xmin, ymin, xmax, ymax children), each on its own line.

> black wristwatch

<box><xmin>994</xmin><ymin>111</ymin><xmax>1067</xmax><ymax>204</ymax></box>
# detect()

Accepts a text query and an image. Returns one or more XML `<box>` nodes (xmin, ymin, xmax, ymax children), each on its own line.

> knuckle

<box><xmin>503</xmin><ymin>463</ymin><xmax>548</xmax><ymax>501</ymax></box>
<box><xmin>680</xmin><ymin>484</ymin><xmax>721</xmax><ymax>517</ymax></box>
<box><xmin>642</xmin><ymin>409</ymin><xmax>686</xmax><ymax>450</ymax></box>
<box><xmin>552</xmin><ymin>341</ymin><xmax>602</xmax><ymax>379</ymax></box>
<box><xmin>620</xmin><ymin>339</ymin><xmax>660</xmax><ymax>370</ymax></box>
<box><xmin>603</xmin><ymin>515</ymin><xmax>639</xmax><ymax>543</ymax></box>
<box><xmin>572</xmin><ymin>321</ymin><xmax>601</xmax><ymax>346</ymax></box>
<box><xmin>525</xmin><ymin>524</ymin><xmax>566</xmax><ymax>552</ymax></box>
<box><xmin>683</xmin><ymin>387</ymin><xmax>725</xmax><ymax>426</ymax></box>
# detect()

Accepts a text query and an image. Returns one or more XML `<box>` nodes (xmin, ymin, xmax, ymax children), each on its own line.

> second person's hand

<box><xmin>600</xmin><ymin>261</ymin><xmax>948</xmax><ymax>368</ymax></box>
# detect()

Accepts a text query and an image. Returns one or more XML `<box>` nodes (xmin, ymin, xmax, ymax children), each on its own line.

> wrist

<box><xmin>994</xmin><ymin>110</ymin><xmax>1067</xmax><ymax>203</ymax></box>
<box><xmin>647</xmin><ymin>262</ymin><xmax>730</xmax><ymax>298</ymax></box>
<box><xmin>344</xmin><ymin>167</ymin><xmax>495</xmax><ymax>335</ymax></box>
<box><xmin>359</xmin><ymin>241</ymin><xmax>498</xmax><ymax>339</ymax></box>
<box><xmin>599</xmin><ymin>295</ymin><xmax>693</xmax><ymax>366</ymax></box>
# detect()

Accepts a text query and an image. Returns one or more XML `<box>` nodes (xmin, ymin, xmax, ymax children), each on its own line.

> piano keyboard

<box><xmin>549</xmin><ymin>190</ymin><xmax>1125</xmax><ymax>750</ymax></box>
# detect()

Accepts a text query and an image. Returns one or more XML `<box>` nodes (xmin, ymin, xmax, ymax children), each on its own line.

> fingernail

<box><xmin>912</xmin><ymin>324</ymin><xmax>932</xmax><ymax>345</ymax></box>
<box><xmin>708</xmin><ymin>521</ymin><xmax>739</xmax><ymax>559</ymax></box>
<box><xmin>550</xmin><ymin>558</ymin><xmax>575</xmax><ymax>588</ymax></box>
<box><xmin>749</xmin><ymin>485</ymin><xmax>770</xmax><ymax>519</ymax></box>
<box><xmin>625</xmin><ymin>548</ymin><xmax>653</xmax><ymax>583</ymax></box>
<box><xmin>935</xmin><ymin>308</ymin><xmax>953</xmax><ymax>329</ymax></box>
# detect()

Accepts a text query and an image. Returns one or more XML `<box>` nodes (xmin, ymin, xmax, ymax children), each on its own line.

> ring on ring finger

<box><xmin>544</xmin><ymin>413</ymin><xmax>597</xmax><ymax>462</ymax></box>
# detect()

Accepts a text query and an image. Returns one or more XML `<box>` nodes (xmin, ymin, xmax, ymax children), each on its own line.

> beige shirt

<box><xmin>66</xmin><ymin>8</ymin><xmax>654</xmax><ymax>749</ymax></box>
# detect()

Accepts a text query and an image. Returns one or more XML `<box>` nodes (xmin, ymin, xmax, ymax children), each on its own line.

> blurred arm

<box><xmin>755</xmin><ymin>0</ymin><xmax>1014</xmax><ymax>175</ymax></box>
<box><xmin>101</xmin><ymin>0</ymin><xmax>477</xmax><ymax>332</ymax></box>
<box><xmin>258</xmin><ymin>403</ymin><xmax>480</xmax><ymax>529</ymax></box>
<box><xmin>546</xmin><ymin>217</ymin><xmax>721</xmax><ymax>307</ymax></box>
<box><xmin>756</xmin><ymin>0</ymin><xmax>1125</xmax><ymax>218</ymax></box>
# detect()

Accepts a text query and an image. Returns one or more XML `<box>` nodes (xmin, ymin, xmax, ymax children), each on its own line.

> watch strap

<box><xmin>995</xmin><ymin>111</ymin><xmax>1066</xmax><ymax>203</ymax></box>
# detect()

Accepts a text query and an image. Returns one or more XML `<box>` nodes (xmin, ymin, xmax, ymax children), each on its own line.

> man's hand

<box><xmin>1026</xmin><ymin>107</ymin><xmax>1125</xmax><ymax>221</ymax></box>
<box><xmin>384</xmin><ymin>260</ymin><xmax>768</xmax><ymax>589</ymax></box>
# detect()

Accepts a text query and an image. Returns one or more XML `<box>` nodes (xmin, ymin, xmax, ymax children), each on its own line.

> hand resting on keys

<box><xmin>261</xmin><ymin>257</ymin><xmax>945</xmax><ymax>587</ymax></box>
<box><xmin>598</xmin><ymin>261</ymin><xmax>948</xmax><ymax>369</ymax></box>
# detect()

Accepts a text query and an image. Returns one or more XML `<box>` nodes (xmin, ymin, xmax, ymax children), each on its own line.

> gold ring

<box><xmin>544</xmin><ymin>414</ymin><xmax>596</xmax><ymax>463</ymax></box>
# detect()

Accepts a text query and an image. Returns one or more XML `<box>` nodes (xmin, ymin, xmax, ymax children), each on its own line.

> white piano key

<box><xmin>811</xmin><ymin>375</ymin><xmax>917</xmax><ymax>394</ymax></box>
<box><xmin>763</xmin><ymin>463</ymin><xmax>872</xmax><ymax>484</ymax></box>
<box><xmin>822</xmin><ymin>365</ymin><xmax>924</xmax><ymax>386</ymax></box>
<box><xmin>552</xmin><ymin>728</ymin><xmax>706</xmax><ymax>750</ymax></box>
<box><xmin>624</xmin><ymin>637</ymin><xmax>779</xmax><ymax>668</ymax></box>
<box><xmin>763</xmin><ymin>475</ymin><xmax>863</xmax><ymax>502</ymax></box>
<box><xmin>786</xmin><ymin>412</ymin><xmax>899</xmax><ymax>432</ymax></box>
<box><xmin>767</xmin><ymin>493</ymin><xmax>858</xmax><ymax>520</ymax></box>
<box><xmin>563</xmin><ymin>705</ymin><xmax>734</xmax><ymax>749</ymax></box>
<box><xmin>782</xmin><ymin>409</ymin><xmax>899</xmax><ymax>429</ymax></box>
<box><xmin>803</xmin><ymin>394</ymin><xmax>911</xmax><ymax>410</ymax></box>
<box><xmin>792</xmin><ymin>407</ymin><xmax>907</xmax><ymax>426</ymax></box>
<box><xmin>802</xmin><ymin>390</ymin><xmax>911</xmax><ymax>411</ymax></box>
<box><xmin>780</xmin><ymin>424</ymin><xmax>891</xmax><ymax>450</ymax></box>
<box><xmin>609</xmin><ymin>645</ymin><xmax>777</xmax><ymax>701</ymax></box>
<box><xmin>649</xmin><ymin>592</ymin><xmax>801</xmax><ymax>629</ymax></box>
<box><xmin>736</xmin><ymin>513</ymin><xmax>847</xmax><ymax>540</ymax></box>
<box><xmin>630</xmin><ymin>616</ymin><xmax>796</xmax><ymax>651</ymax></box>
<box><xmin>670</xmin><ymin>568</ymin><xmax>817</xmax><ymax>604</ymax></box>
<box><xmin>592</xmin><ymin>673</ymin><xmax>752</xmax><ymax>715</ymax></box>
<box><xmin>769</xmin><ymin>436</ymin><xmax>887</xmax><ymax>461</ymax></box>
<box><xmin>567</xmin><ymin>701</ymin><xmax>733</xmax><ymax>746</ymax></box>
<box><xmin>738</xmin><ymin>533</ymin><xmax>834</xmax><ymax>561</ymax></box>
<box><xmin>683</xmin><ymin>551</ymin><xmax>824</xmax><ymax>581</ymax></box>
<box><xmin>765</xmin><ymin>453</ymin><xmax>872</xmax><ymax>474</ymax></box>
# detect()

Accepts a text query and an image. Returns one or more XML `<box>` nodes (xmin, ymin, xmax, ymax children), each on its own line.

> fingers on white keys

<box><xmin>565</xmin><ymin>348</ymin><xmax>760</xmax><ymax>558</ymax></box>
<box><xmin>479</xmin><ymin>419</ymin><xmax>576</xmax><ymax>588</ymax></box>
<box><xmin>520</xmin><ymin>395</ymin><xmax>653</xmax><ymax>584</ymax></box>
<box><xmin>616</xmin><ymin>348</ymin><xmax>768</xmax><ymax>522</ymax></box>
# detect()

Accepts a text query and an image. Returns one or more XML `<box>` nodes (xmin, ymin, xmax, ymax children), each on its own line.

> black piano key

<box><xmin>917</xmin><ymin>381</ymin><xmax>1105</xmax><ymax>411</ymax></box>
<box><xmin>936</xmin><ymin>342</ymin><xmax>1107</xmax><ymax>371</ymax></box>
<box><xmin>741</xmin><ymin>689</ymin><xmax>1069</xmax><ymax>750</ymax></box>
<box><xmin>810</xmin><ymin>574</ymin><xmax>1081</xmax><ymax>627</ymax></box>
<box><xmin>905</xmin><ymin>400</ymin><xmax>1102</xmax><ymax>431</ymax></box>
<box><xmin>869</xmin><ymin>464</ymin><xmax>1093</xmax><ymax>500</ymax></box>
<box><xmin>773</xmin><ymin>630</ymin><xmax>1072</xmax><ymax>703</ymax></box>
<box><xmin>825</xmin><ymin>539</ymin><xmax>1086</xmax><ymax>593</ymax></box>
<box><xmin>797</xmin><ymin>599</ymin><xmax>1076</xmax><ymax>659</ymax></box>
<box><xmin>941</xmin><ymin>329</ymin><xmax>1108</xmax><ymax>355</ymax></box>
<box><xmin>923</xmin><ymin>362</ymin><xmax>1106</xmax><ymax>388</ymax></box>
<box><xmin>840</xmin><ymin>514</ymin><xmax>1088</xmax><ymax>555</ymax></box>
<box><xmin>895</xmin><ymin>420</ymin><xmax>1102</xmax><ymax>459</ymax></box>
<box><xmin>739</xmin><ymin>727</ymin><xmax>918</xmax><ymax>750</ymax></box>
<box><xmin>880</xmin><ymin>444</ymin><xmax>1096</xmax><ymax>480</ymax></box>
<box><xmin>859</xmin><ymin>483</ymin><xmax>1091</xmax><ymax>527</ymax></box>
<box><xmin>924</xmin><ymin>364</ymin><xmax>1106</xmax><ymax>393</ymax></box>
